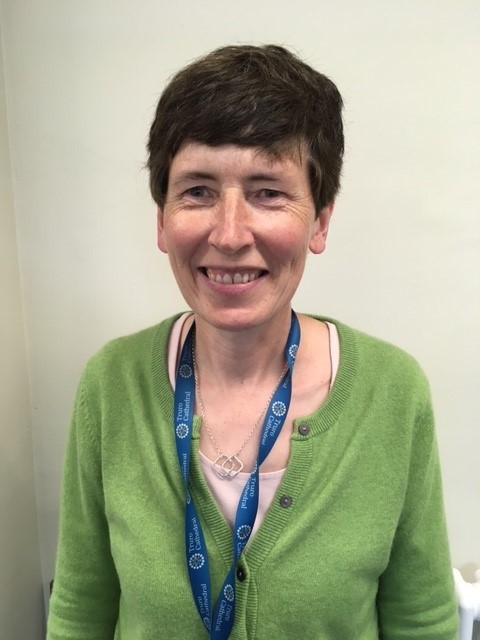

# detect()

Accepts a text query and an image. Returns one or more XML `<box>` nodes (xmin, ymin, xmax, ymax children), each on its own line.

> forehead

<box><xmin>168</xmin><ymin>142</ymin><xmax>308</xmax><ymax>183</ymax></box>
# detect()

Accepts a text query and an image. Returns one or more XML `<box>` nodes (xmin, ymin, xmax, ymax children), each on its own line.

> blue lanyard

<box><xmin>173</xmin><ymin>311</ymin><xmax>300</xmax><ymax>639</ymax></box>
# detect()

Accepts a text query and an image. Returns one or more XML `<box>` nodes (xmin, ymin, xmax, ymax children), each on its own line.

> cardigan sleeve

<box><xmin>376</xmin><ymin>395</ymin><xmax>458</xmax><ymax>639</ymax></box>
<box><xmin>46</xmin><ymin>368</ymin><xmax>120</xmax><ymax>640</ymax></box>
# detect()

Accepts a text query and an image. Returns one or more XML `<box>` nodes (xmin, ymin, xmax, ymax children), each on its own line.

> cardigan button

<box><xmin>298</xmin><ymin>424</ymin><xmax>310</xmax><ymax>436</ymax></box>
<box><xmin>236</xmin><ymin>566</ymin><xmax>246</xmax><ymax>582</ymax></box>
<box><xmin>279</xmin><ymin>495</ymin><xmax>293</xmax><ymax>508</ymax></box>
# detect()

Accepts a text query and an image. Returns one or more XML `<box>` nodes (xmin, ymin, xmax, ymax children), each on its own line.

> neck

<box><xmin>192</xmin><ymin>310</ymin><xmax>293</xmax><ymax>387</ymax></box>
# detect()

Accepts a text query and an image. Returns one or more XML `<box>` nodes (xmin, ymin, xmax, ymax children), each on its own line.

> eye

<box><xmin>186</xmin><ymin>186</ymin><xmax>209</xmax><ymax>198</ymax></box>
<box><xmin>255</xmin><ymin>188</ymin><xmax>288</xmax><ymax>206</ymax></box>
<box><xmin>258</xmin><ymin>188</ymin><xmax>282</xmax><ymax>199</ymax></box>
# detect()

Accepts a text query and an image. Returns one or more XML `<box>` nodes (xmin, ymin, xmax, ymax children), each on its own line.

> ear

<box><xmin>309</xmin><ymin>202</ymin><xmax>334</xmax><ymax>254</ymax></box>
<box><xmin>156</xmin><ymin>206</ymin><xmax>168</xmax><ymax>253</ymax></box>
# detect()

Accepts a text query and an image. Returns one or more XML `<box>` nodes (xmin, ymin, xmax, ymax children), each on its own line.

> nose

<box><xmin>208</xmin><ymin>190</ymin><xmax>254</xmax><ymax>254</ymax></box>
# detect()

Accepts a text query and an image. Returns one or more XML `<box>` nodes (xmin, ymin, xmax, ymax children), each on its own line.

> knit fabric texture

<box><xmin>47</xmin><ymin>314</ymin><xmax>458</xmax><ymax>639</ymax></box>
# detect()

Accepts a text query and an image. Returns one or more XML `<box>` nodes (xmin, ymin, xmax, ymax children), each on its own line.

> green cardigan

<box><xmin>47</xmin><ymin>315</ymin><xmax>458</xmax><ymax>639</ymax></box>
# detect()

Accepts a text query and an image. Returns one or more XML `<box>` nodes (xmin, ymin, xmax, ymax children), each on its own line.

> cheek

<box><xmin>267</xmin><ymin>226</ymin><xmax>311</xmax><ymax>261</ymax></box>
<box><xmin>162</xmin><ymin>221</ymin><xmax>194</xmax><ymax>257</ymax></box>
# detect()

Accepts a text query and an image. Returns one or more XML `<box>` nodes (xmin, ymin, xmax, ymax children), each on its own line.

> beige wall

<box><xmin>0</xmin><ymin>22</ymin><xmax>43</xmax><ymax>640</ymax></box>
<box><xmin>1</xmin><ymin>0</ymin><xmax>479</xmax><ymax>624</ymax></box>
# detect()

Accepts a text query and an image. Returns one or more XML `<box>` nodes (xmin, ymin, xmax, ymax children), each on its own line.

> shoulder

<box><xmin>80</xmin><ymin>314</ymin><xmax>182</xmax><ymax>389</ymax></box>
<box><xmin>311</xmin><ymin>315</ymin><xmax>431</xmax><ymax>399</ymax></box>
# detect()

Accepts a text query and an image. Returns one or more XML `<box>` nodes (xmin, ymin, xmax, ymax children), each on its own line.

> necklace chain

<box><xmin>192</xmin><ymin>338</ymin><xmax>288</xmax><ymax>479</ymax></box>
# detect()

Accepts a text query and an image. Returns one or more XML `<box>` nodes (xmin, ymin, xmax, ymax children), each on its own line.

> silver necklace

<box><xmin>192</xmin><ymin>342</ymin><xmax>288</xmax><ymax>480</ymax></box>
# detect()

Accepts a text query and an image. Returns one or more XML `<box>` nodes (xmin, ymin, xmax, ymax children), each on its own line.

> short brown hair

<box><xmin>147</xmin><ymin>44</ymin><xmax>344</xmax><ymax>214</ymax></box>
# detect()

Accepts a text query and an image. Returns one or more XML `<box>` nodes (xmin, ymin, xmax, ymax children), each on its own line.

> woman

<box><xmin>47</xmin><ymin>45</ymin><xmax>458</xmax><ymax>639</ymax></box>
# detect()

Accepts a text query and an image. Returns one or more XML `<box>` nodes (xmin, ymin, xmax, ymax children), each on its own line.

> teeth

<box><xmin>207</xmin><ymin>269</ymin><xmax>261</xmax><ymax>284</ymax></box>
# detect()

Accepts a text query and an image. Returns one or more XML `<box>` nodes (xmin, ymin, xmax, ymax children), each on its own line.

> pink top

<box><xmin>168</xmin><ymin>313</ymin><xmax>339</xmax><ymax>536</ymax></box>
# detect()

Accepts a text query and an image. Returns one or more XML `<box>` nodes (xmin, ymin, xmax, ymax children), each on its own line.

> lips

<box><xmin>203</xmin><ymin>268</ymin><xmax>266</xmax><ymax>285</ymax></box>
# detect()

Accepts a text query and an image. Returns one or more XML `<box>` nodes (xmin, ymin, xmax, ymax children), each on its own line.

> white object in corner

<box><xmin>453</xmin><ymin>568</ymin><xmax>480</xmax><ymax>640</ymax></box>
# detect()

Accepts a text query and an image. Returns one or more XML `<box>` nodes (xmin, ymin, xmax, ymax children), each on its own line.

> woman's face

<box><xmin>157</xmin><ymin>142</ymin><xmax>333</xmax><ymax>333</ymax></box>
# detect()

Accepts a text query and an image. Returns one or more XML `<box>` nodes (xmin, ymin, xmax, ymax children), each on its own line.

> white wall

<box><xmin>0</xmin><ymin>20</ymin><xmax>43</xmax><ymax>640</ymax></box>
<box><xmin>1</xmin><ymin>0</ymin><xmax>479</xmax><ymax>617</ymax></box>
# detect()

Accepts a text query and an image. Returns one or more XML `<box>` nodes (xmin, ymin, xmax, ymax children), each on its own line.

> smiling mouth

<box><xmin>201</xmin><ymin>268</ymin><xmax>267</xmax><ymax>285</ymax></box>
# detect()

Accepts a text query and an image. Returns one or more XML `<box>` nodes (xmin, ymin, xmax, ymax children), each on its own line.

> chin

<box><xmin>194</xmin><ymin>306</ymin><xmax>290</xmax><ymax>334</ymax></box>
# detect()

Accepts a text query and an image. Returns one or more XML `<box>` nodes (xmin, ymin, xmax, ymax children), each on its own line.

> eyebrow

<box><xmin>171</xmin><ymin>171</ymin><xmax>284</xmax><ymax>186</ymax></box>
<box><xmin>247</xmin><ymin>173</ymin><xmax>282</xmax><ymax>183</ymax></box>
<box><xmin>170</xmin><ymin>171</ymin><xmax>216</xmax><ymax>186</ymax></box>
